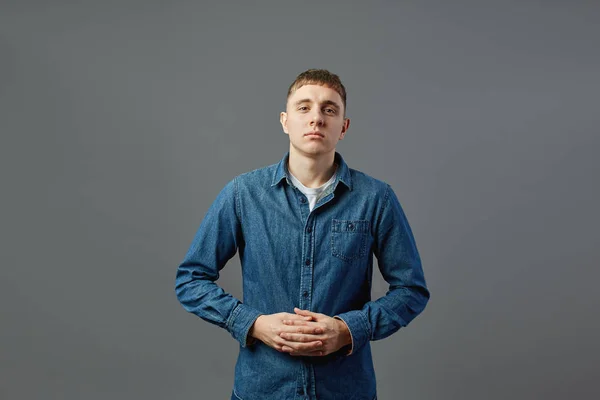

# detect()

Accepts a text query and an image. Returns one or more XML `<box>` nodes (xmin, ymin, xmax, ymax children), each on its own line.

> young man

<box><xmin>175</xmin><ymin>69</ymin><xmax>430</xmax><ymax>400</ymax></box>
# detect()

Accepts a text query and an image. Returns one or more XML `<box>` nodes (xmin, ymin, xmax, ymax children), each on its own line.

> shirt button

<box><xmin>306</xmin><ymin>226</ymin><xmax>312</xmax><ymax>233</ymax></box>
<box><xmin>297</xmin><ymin>388</ymin><xmax>304</xmax><ymax>395</ymax></box>
<box><xmin>303</xmin><ymin>291</ymin><xmax>309</xmax><ymax>297</ymax></box>
<box><xmin>348</xmin><ymin>223</ymin><xmax>354</xmax><ymax>230</ymax></box>
<box><xmin>300</xmin><ymin>197</ymin><xmax>306</xmax><ymax>203</ymax></box>
<box><xmin>305</xmin><ymin>259</ymin><xmax>310</xmax><ymax>266</ymax></box>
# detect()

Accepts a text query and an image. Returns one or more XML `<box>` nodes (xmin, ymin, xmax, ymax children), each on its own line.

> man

<box><xmin>175</xmin><ymin>69</ymin><xmax>429</xmax><ymax>400</ymax></box>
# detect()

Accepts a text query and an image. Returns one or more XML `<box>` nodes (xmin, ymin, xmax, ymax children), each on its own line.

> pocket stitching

<box><xmin>331</xmin><ymin>219</ymin><xmax>369</xmax><ymax>261</ymax></box>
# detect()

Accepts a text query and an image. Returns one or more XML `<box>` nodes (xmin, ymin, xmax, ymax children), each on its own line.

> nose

<box><xmin>310</xmin><ymin>109</ymin><xmax>324</xmax><ymax>126</ymax></box>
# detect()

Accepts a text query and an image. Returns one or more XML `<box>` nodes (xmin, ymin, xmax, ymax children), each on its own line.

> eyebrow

<box><xmin>293</xmin><ymin>98</ymin><xmax>341</xmax><ymax>110</ymax></box>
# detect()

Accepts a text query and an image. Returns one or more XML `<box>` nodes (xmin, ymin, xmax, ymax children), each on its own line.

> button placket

<box><xmin>299</xmin><ymin>216</ymin><xmax>314</xmax><ymax>311</ymax></box>
<box><xmin>296</xmin><ymin>188</ymin><xmax>310</xmax><ymax>222</ymax></box>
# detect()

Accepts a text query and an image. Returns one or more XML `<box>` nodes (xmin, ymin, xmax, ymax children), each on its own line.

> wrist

<box><xmin>249</xmin><ymin>315</ymin><xmax>264</xmax><ymax>341</ymax></box>
<box><xmin>335</xmin><ymin>318</ymin><xmax>352</xmax><ymax>346</ymax></box>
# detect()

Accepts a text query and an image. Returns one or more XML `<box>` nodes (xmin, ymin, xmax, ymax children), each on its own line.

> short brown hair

<box><xmin>286</xmin><ymin>69</ymin><xmax>347</xmax><ymax>116</ymax></box>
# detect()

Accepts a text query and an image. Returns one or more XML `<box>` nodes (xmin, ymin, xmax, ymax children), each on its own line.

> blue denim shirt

<box><xmin>175</xmin><ymin>152</ymin><xmax>429</xmax><ymax>400</ymax></box>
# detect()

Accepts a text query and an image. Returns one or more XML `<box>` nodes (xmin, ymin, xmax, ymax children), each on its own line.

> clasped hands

<box><xmin>249</xmin><ymin>307</ymin><xmax>352</xmax><ymax>356</ymax></box>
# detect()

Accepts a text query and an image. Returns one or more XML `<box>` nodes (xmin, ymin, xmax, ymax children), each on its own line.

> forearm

<box><xmin>176</xmin><ymin>263</ymin><xmax>262</xmax><ymax>347</ymax></box>
<box><xmin>335</xmin><ymin>282</ymin><xmax>429</xmax><ymax>353</ymax></box>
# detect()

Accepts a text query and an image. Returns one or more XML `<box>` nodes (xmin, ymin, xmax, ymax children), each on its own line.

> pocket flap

<box><xmin>331</xmin><ymin>219</ymin><xmax>370</xmax><ymax>233</ymax></box>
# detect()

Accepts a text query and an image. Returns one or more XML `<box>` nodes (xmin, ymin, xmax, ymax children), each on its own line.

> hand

<box><xmin>248</xmin><ymin>312</ymin><xmax>324</xmax><ymax>354</ymax></box>
<box><xmin>279</xmin><ymin>308</ymin><xmax>352</xmax><ymax>357</ymax></box>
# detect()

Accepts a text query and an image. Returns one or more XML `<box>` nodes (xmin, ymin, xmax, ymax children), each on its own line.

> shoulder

<box><xmin>346</xmin><ymin>168</ymin><xmax>403</xmax><ymax>219</ymax></box>
<box><xmin>232</xmin><ymin>161</ymin><xmax>279</xmax><ymax>191</ymax></box>
<box><xmin>348</xmin><ymin>167</ymin><xmax>391</xmax><ymax>198</ymax></box>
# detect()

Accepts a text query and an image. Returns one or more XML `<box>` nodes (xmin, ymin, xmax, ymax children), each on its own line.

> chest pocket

<box><xmin>331</xmin><ymin>219</ymin><xmax>370</xmax><ymax>261</ymax></box>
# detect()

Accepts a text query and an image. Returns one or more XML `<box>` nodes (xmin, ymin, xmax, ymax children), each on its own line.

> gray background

<box><xmin>1</xmin><ymin>1</ymin><xmax>599</xmax><ymax>399</ymax></box>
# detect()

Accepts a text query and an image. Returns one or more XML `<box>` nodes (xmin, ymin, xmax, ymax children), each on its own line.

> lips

<box><xmin>304</xmin><ymin>132</ymin><xmax>324</xmax><ymax>137</ymax></box>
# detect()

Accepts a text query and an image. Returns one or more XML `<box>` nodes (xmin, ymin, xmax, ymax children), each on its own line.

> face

<box><xmin>280</xmin><ymin>84</ymin><xmax>350</xmax><ymax>158</ymax></box>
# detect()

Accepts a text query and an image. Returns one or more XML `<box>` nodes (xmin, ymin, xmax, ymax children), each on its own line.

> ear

<box><xmin>280</xmin><ymin>112</ymin><xmax>289</xmax><ymax>134</ymax></box>
<box><xmin>339</xmin><ymin>117</ymin><xmax>350</xmax><ymax>140</ymax></box>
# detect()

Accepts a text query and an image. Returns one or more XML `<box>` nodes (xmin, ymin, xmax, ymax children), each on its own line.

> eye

<box><xmin>298</xmin><ymin>106</ymin><xmax>309</xmax><ymax>111</ymax></box>
<box><xmin>325</xmin><ymin>108</ymin><xmax>336</xmax><ymax>114</ymax></box>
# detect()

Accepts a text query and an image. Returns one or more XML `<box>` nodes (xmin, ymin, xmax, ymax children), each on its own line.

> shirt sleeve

<box><xmin>335</xmin><ymin>184</ymin><xmax>430</xmax><ymax>355</ymax></box>
<box><xmin>175</xmin><ymin>178</ymin><xmax>262</xmax><ymax>347</ymax></box>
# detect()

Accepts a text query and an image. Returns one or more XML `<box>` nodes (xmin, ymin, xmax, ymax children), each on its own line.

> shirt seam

<box><xmin>233</xmin><ymin>176</ymin><xmax>243</xmax><ymax>226</ymax></box>
<box><xmin>377</xmin><ymin>184</ymin><xmax>392</xmax><ymax>227</ymax></box>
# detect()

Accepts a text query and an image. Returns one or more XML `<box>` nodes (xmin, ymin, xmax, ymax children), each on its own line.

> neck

<box><xmin>287</xmin><ymin>148</ymin><xmax>337</xmax><ymax>188</ymax></box>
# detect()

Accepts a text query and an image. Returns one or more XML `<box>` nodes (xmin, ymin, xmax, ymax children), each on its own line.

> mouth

<box><xmin>304</xmin><ymin>132</ymin><xmax>324</xmax><ymax>138</ymax></box>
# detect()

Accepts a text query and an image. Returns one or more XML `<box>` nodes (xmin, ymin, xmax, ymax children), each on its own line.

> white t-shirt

<box><xmin>289</xmin><ymin>167</ymin><xmax>338</xmax><ymax>212</ymax></box>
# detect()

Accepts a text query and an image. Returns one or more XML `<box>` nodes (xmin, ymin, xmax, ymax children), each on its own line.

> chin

<box><xmin>299</xmin><ymin>148</ymin><xmax>334</xmax><ymax>158</ymax></box>
<box><xmin>291</xmin><ymin>141</ymin><xmax>334</xmax><ymax>156</ymax></box>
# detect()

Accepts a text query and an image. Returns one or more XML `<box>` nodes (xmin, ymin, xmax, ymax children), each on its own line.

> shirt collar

<box><xmin>271</xmin><ymin>151</ymin><xmax>353</xmax><ymax>191</ymax></box>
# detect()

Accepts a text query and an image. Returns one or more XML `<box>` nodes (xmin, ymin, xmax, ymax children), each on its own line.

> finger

<box><xmin>279</xmin><ymin>332</ymin><xmax>324</xmax><ymax>342</ymax></box>
<box><xmin>275</xmin><ymin>335</ymin><xmax>316</xmax><ymax>348</ymax></box>
<box><xmin>280</xmin><ymin>325</ymin><xmax>323</xmax><ymax>335</ymax></box>
<box><xmin>294</xmin><ymin>308</ymin><xmax>321</xmax><ymax>319</ymax></box>
<box><xmin>284</xmin><ymin>313</ymin><xmax>314</xmax><ymax>321</ymax></box>
<box><xmin>280</xmin><ymin>340</ymin><xmax>323</xmax><ymax>352</ymax></box>
<box><xmin>281</xmin><ymin>319</ymin><xmax>319</xmax><ymax>327</ymax></box>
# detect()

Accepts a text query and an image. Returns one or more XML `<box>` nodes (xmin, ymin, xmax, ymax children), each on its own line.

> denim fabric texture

<box><xmin>175</xmin><ymin>152</ymin><xmax>429</xmax><ymax>400</ymax></box>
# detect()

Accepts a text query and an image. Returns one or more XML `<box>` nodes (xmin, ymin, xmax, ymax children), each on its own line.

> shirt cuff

<box><xmin>333</xmin><ymin>316</ymin><xmax>354</xmax><ymax>355</ymax></box>
<box><xmin>226</xmin><ymin>303</ymin><xmax>263</xmax><ymax>347</ymax></box>
<box><xmin>334</xmin><ymin>310</ymin><xmax>371</xmax><ymax>355</ymax></box>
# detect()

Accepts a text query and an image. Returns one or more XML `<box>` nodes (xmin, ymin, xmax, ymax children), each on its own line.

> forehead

<box><xmin>287</xmin><ymin>84</ymin><xmax>343</xmax><ymax>105</ymax></box>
